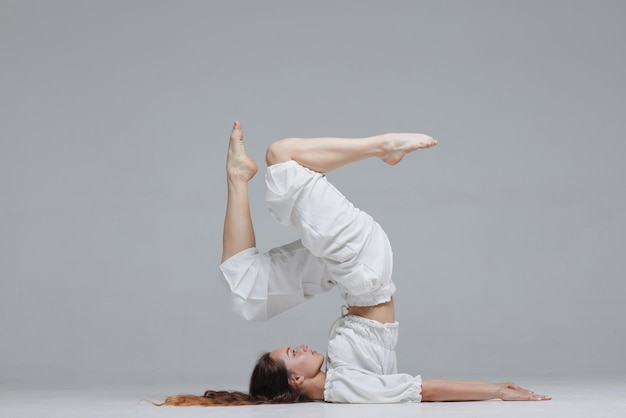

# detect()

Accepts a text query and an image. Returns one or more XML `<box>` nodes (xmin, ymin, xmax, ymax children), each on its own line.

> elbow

<box><xmin>420</xmin><ymin>381</ymin><xmax>435</xmax><ymax>402</ymax></box>
<box><xmin>420</xmin><ymin>380</ymin><xmax>447</xmax><ymax>402</ymax></box>
<box><xmin>420</xmin><ymin>387</ymin><xmax>438</xmax><ymax>402</ymax></box>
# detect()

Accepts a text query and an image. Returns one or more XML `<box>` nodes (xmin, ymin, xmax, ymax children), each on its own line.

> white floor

<box><xmin>1</xmin><ymin>379</ymin><xmax>625</xmax><ymax>418</ymax></box>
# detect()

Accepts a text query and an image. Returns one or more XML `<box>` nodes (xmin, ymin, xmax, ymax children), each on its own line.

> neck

<box><xmin>302</xmin><ymin>371</ymin><xmax>326</xmax><ymax>401</ymax></box>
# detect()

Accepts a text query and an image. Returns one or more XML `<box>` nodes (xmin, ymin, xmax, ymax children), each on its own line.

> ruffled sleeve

<box><xmin>324</xmin><ymin>367</ymin><xmax>422</xmax><ymax>403</ymax></box>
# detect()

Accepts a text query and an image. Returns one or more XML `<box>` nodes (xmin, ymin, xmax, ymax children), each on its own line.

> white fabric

<box><xmin>220</xmin><ymin>160</ymin><xmax>396</xmax><ymax>320</ymax></box>
<box><xmin>220</xmin><ymin>242</ymin><xmax>334</xmax><ymax>321</ymax></box>
<box><xmin>220</xmin><ymin>160</ymin><xmax>421</xmax><ymax>403</ymax></box>
<box><xmin>324</xmin><ymin>315</ymin><xmax>422</xmax><ymax>403</ymax></box>
<box><xmin>265</xmin><ymin>160</ymin><xmax>396</xmax><ymax>307</ymax></box>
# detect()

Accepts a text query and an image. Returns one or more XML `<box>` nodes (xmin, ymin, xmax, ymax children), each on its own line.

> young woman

<box><xmin>160</xmin><ymin>121</ymin><xmax>551</xmax><ymax>406</ymax></box>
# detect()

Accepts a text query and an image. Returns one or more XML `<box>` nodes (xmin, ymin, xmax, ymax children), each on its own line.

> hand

<box><xmin>497</xmin><ymin>382</ymin><xmax>552</xmax><ymax>401</ymax></box>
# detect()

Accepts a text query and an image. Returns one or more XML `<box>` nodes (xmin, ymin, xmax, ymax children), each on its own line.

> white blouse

<box><xmin>324</xmin><ymin>314</ymin><xmax>422</xmax><ymax>403</ymax></box>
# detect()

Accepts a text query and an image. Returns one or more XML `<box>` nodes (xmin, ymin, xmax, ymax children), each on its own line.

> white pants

<box><xmin>220</xmin><ymin>160</ymin><xmax>396</xmax><ymax>321</ymax></box>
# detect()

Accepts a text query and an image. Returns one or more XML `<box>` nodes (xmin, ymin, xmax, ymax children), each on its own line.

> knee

<box><xmin>265</xmin><ymin>138</ymin><xmax>293</xmax><ymax>166</ymax></box>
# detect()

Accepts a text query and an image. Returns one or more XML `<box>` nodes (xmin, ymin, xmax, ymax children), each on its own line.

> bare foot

<box><xmin>381</xmin><ymin>133</ymin><xmax>438</xmax><ymax>165</ymax></box>
<box><xmin>227</xmin><ymin>121</ymin><xmax>258</xmax><ymax>182</ymax></box>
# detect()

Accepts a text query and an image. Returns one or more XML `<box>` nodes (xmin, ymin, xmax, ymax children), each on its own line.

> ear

<box><xmin>288</xmin><ymin>374</ymin><xmax>304</xmax><ymax>388</ymax></box>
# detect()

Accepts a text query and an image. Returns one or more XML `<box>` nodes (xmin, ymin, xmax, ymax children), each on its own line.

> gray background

<box><xmin>1</xmin><ymin>0</ymin><xmax>624</xmax><ymax>390</ymax></box>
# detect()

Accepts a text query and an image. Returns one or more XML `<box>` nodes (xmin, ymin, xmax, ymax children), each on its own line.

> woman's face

<box><xmin>270</xmin><ymin>344</ymin><xmax>324</xmax><ymax>378</ymax></box>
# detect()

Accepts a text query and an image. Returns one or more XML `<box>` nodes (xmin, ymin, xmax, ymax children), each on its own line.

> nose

<box><xmin>298</xmin><ymin>344</ymin><xmax>308</xmax><ymax>352</ymax></box>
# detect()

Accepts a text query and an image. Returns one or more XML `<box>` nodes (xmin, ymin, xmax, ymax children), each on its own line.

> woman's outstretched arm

<box><xmin>421</xmin><ymin>379</ymin><xmax>551</xmax><ymax>402</ymax></box>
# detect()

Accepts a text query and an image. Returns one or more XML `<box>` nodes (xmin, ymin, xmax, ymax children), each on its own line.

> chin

<box><xmin>316</xmin><ymin>352</ymin><xmax>325</xmax><ymax>367</ymax></box>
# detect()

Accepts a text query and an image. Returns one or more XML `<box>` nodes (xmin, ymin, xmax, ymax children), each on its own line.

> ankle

<box><xmin>227</xmin><ymin>173</ymin><xmax>251</xmax><ymax>187</ymax></box>
<box><xmin>376</xmin><ymin>133</ymin><xmax>394</xmax><ymax>157</ymax></box>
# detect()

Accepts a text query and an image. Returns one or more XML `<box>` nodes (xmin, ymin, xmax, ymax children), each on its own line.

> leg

<box><xmin>221</xmin><ymin>122</ymin><xmax>335</xmax><ymax>321</ymax></box>
<box><xmin>265</xmin><ymin>162</ymin><xmax>395</xmax><ymax>308</ymax></box>
<box><xmin>222</xmin><ymin>121</ymin><xmax>258</xmax><ymax>263</ymax></box>
<box><xmin>264</xmin><ymin>130</ymin><xmax>437</xmax><ymax>308</ymax></box>
<box><xmin>265</xmin><ymin>133</ymin><xmax>437</xmax><ymax>172</ymax></box>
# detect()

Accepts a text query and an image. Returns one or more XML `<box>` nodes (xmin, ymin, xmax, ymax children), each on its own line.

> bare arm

<box><xmin>421</xmin><ymin>379</ymin><xmax>551</xmax><ymax>402</ymax></box>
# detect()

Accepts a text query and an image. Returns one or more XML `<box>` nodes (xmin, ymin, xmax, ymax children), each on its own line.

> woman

<box><xmin>161</xmin><ymin>121</ymin><xmax>551</xmax><ymax>406</ymax></box>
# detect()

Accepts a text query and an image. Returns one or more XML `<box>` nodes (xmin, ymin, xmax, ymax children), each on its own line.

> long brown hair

<box><xmin>154</xmin><ymin>352</ymin><xmax>311</xmax><ymax>406</ymax></box>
